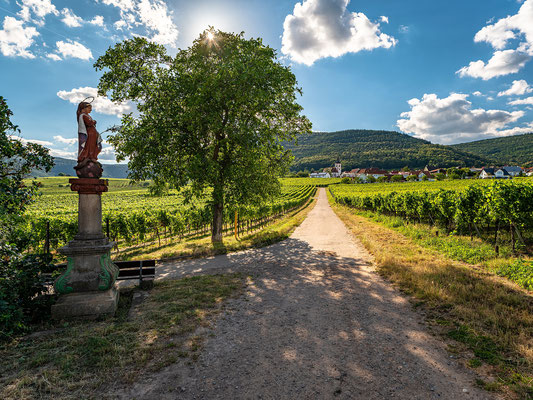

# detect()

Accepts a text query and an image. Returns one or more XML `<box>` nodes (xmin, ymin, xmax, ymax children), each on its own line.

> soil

<box><xmin>114</xmin><ymin>188</ymin><xmax>496</xmax><ymax>400</ymax></box>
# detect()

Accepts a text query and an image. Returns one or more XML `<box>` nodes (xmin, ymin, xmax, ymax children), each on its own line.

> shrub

<box><xmin>0</xmin><ymin>251</ymin><xmax>56</xmax><ymax>339</ymax></box>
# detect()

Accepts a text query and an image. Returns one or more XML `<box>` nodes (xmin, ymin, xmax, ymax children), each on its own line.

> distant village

<box><xmin>305</xmin><ymin>160</ymin><xmax>533</xmax><ymax>182</ymax></box>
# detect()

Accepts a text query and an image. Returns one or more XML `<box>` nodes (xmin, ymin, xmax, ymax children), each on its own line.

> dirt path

<box><xmin>117</xmin><ymin>188</ymin><xmax>494</xmax><ymax>400</ymax></box>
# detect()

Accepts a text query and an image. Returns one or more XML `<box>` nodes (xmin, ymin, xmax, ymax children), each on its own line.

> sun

<box><xmin>206</xmin><ymin>31</ymin><xmax>215</xmax><ymax>41</ymax></box>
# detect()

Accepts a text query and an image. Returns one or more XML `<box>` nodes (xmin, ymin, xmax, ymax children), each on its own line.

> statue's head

<box><xmin>76</xmin><ymin>101</ymin><xmax>92</xmax><ymax>120</ymax></box>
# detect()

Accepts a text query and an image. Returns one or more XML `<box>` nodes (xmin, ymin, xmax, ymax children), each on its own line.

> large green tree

<box><xmin>1</xmin><ymin>96</ymin><xmax>53</xmax><ymax>222</ymax></box>
<box><xmin>95</xmin><ymin>29</ymin><xmax>311</xmax><ymax>242</ymax></box>
<box><xmin>1</xmin><ymin>97</ymin><xmax>54</xmax><ymax>337</ymax></box>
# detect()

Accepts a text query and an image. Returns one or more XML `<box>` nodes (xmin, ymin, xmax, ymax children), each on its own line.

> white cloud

<box><xmin>98</xmin><ymin>144</ymin><xmax>118</xmax><ymax>161</ymax></box>
<box><xmin>99</xmin><ymin>0</ymin><xmax>178</xmax><ymax>46</ymax></box>
<box><xmin>399</xmin><ymin>25</ymin><xmax>409</xmax><ymax>33</ymax></box>
<box><xmin>498</xmin><ymin>79</ymin><xmax>532</xmax><ymax>96</ymax></box>
<box><xmin>114</xmin><ymin>20</ymin><xmax>127</xmax><ymax>30</ymax></box>
<box><xmin>57</xmin><ymin>86</ymin><xmax>133</xmax><ymax>117</ymax></box>
<box><xmin>0</xmin><ymin>16</ymin><xmax>39</xmax><ymax>58</ymax></box>
<box><xmin>45</xmin><ymin>142</ymin><xmax>117</xmax><ymax>161</ymax></box>
<box><xmin>89</xmin><ymin>15</ymin><xmax>105</xmax><ymax>27</ymax></box>
<box><xmin>457</xmin><ymin>49</ymin><xmax>530</xmax><ymax>80</ymax></box>
<box><xmin>509</xmin><ymin>96</ymin><xmax>533</xmax><ymax>105</ymax></box>
<box><xmin>137</xmin><ymin>0</ymin><xmax>178</xmax><ymax>46</ymax></box>
<box><xmin>18</xmin><ymin>0</ymin><xmax>59</xmax><ymax>24</ymax></box>
<box><xmin>53</xmin><ymin>135</ymin><xmax>77</xmax><ymax>145</ymax></box>
<box><xmin>48</xmin><ymin>148</ymin><xmax>77</xmax><ymax>159</ymax></box>
<box><xmin>397</xmin><ymin>93</ymin><xmax>524</xmax><ymax>143</ymax></box>
<box><xmin>100</xmin><ymin>0</ymin><xmax>135</xmax><ymax>10</ymax></box>
<box><xmin>474</xmin><ymin>0</ymin><xmax>533</xmax><ymax>51</ymax></box>
<box><xmin>495</xmin><ymin>122</ymin><xmax>533</xmax><ymax>136</ymax></box>
<box><xmin>458</xmin><ymin>0</ymin><xmax>533</xmax><ymax>79</ymax></box>
<box><xmin>17</xmin><ymin>137</ymin><xmax>54</xmax><ymax>146</ymax></box>
<box><xmin>55</xmin><ymin>40</ymin><xmax>93</xmax><ymax>60</ymax></box>
<box><xmin>281</xmin><ymin>0</ymin><xmax>396</xmax><ymax>66</ymax></box>
<box><xmin>472</xmin><ymin>91</ymin><xmax>483</xmax><ymax>96</ymax></box>
<box><xmin>380</xmin><ymin>16</ymin><xmax>388</xmax><ymax>24</ymax></box>
<box><xmin>60</xmin><ymin>8</ymin><xmax>83</xmax><ymax>28</ymax></box>
<box><xmin>46</xmin><ymin>52</ymin><xmax>61</xmax><ymax>61</ymax></box>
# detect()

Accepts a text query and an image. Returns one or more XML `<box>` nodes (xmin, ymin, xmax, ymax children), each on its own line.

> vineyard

<box><xmin>280</xmin><ymin>177</ymin><xmax>342</xmax><ymax>186</ymax></box>
<box><xmin>24</xmin><ymin>178</ymin><xmax>316</xmax><ymax>254</ymax></box>
<box><xmin>330</xmin><ymin>179</ymin><xmax>533</xmax><ymax>255</ymax></box>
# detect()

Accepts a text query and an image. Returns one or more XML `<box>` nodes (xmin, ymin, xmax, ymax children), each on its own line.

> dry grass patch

<box><xmin>329</xmin><ymin>194</ymin><xmax>533</xmax><ymax>398</ymax></box>
<box><xmin>0</xmin><ymin>274</ymin><xmax>244</xmax><ymax>400</ymax></box>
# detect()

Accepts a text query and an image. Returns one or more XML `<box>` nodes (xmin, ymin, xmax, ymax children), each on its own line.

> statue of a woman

<box><xmin>75</xmin><ymin>101</ymin><xmax>103</xmax><ymax>178</ymax></box>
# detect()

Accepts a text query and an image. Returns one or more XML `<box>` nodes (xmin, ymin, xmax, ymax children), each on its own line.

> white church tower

<box><xmin>331</xmin><ymin>158</ymin><xmax>342</xmax><ymax>177</ymax></box>
<box><xmin>334</xmin><ymin>158</ymin><xmax>342</xmax><ymax>177</ymax></box>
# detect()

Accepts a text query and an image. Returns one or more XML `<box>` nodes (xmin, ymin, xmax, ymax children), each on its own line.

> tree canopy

<box><xmin>1</xmin><ymin>97</ymin><xmax>54</xmax><ymax>337</ymax></box>
<box><xmin>0</xmin><ymin>96</ymin><xmax>53</xmax><ymax>218</ymax></box>
<box><xmin>95</xmin><ymin>29</ymin><xmax>311</xmax><ymax>242</ymax></box>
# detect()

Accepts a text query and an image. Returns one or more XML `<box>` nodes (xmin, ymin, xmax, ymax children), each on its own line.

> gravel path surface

<box><xmin>117</xmin><ymin>188</ymin><xmax>495</xmax><ymax>400</ymax></box>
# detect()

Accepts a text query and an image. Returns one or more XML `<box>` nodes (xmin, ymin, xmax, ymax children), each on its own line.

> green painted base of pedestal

<box><xmin>51</xmin><ymin>287</ymin><xmax>119</xmax><ymax>320</ymax></box>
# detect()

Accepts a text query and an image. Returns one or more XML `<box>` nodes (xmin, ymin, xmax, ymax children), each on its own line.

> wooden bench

<box><xmin>116</xmin><ymin>260</ymin><xmax>156</xmax><ymax>290</ymax></box>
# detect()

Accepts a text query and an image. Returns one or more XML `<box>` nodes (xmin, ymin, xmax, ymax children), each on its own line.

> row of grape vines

<box><xmin>25</xmin><ymin>185</ymin><xmax>316</xmax><ymax>253</ymax></box>
<box><xmin>330</xmin><ymin>180</ymin><xmax>533</xmax><ymax>252</ymax></box>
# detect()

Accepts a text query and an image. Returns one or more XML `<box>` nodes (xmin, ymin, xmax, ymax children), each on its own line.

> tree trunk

<box><xmin>211</xmin><ymin>202</ymin><xmax>223</xmax><ymax>243</ymax></box>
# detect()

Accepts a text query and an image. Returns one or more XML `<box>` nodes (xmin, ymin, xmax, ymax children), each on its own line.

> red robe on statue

<box><xmin>78</xmin><ymin>114</ymin><xmax>101</xmax><ymax>162</ymax></box>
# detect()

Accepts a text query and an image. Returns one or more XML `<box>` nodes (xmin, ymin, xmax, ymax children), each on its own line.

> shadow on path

<box><xmin>119</xmin><ymin>238</ymin><xmax>491</xmax><ymax>399</ymax></box>
<box><xmin>116</xmin><ymin>189</ymin><xmax>492</xmax><ymax>399</ymax></box>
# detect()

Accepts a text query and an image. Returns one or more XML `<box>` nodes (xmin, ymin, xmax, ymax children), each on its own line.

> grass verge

<box><xmin>342</xmin><ymin>207</ymin><xmax>532</xmax><ymax>291</ymax></box>
<box><xmin>0</xmin><ymin>274</ymin><xmax>244</xmax><ymax>400</ymax></box>
<box><xmin>115</xmin><ymin>196</ymin><xmax>317</xmax><ymax>261</ymax></box>
<box><xmin>328</xmin><ymin>191</ymin><xmax>533</xmax><ymax>398</ymax></box>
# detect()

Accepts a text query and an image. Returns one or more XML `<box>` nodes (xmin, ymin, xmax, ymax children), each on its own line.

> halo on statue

<box><xmin>82</xmin><ymin>96</ymin><xmax>95</xmax><ymax>104</ymax></box>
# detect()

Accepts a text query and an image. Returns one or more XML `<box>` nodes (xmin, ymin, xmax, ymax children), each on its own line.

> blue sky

<box><xmin>1</xmin><ymin>0</ymin><xmax>532</xmax><ymax>162</ymax></box>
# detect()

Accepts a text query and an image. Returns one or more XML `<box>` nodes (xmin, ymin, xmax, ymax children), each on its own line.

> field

<box><xmin>330</xmin><ymin>178</ymin><xmax>533</xmax><ymax>290</ymax></box>
<box><xmin>331</xmin><ymin>176</ymin><xmax>532</xmax><ymax>194</ymax></box>
<box><xmin>280</xmin><ymin>177</ymin><xmax>342</xmax><ymax>186</ymax></box>
<box><xmin>24</xmin><ymin>177</ymin><xmax>316</xmax><ymax>255</ymax></box>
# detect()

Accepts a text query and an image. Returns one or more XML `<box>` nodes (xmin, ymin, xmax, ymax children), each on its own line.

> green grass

<box><xmin>344</xmin><ymin>209</ymin><xmax>533</xmax><ymax>291</ymax></box>
<box><xmin>280</xmin><ymin>177</ymin><xmax>342</xmax><ymax>186</ymax></box>
<box><xmin>0</xmin><ymin>274</ymin><xmax>244</xmax><ymax>400</ymax></box>
<box><xmin>497</xmin><ymin>259</ymin><xmax>533</xmax><ymax>291</ymax></box>
<box><xmin>362</xmin><ymin>210</ymin><xmax>505</xmax><ymax>261</ymax></box>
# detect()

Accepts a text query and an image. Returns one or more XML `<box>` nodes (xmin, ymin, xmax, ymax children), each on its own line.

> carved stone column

<box><xmin>52</xmin><ymin>178</ymin><xmax>119</xmax><ymax>319</ymax></box>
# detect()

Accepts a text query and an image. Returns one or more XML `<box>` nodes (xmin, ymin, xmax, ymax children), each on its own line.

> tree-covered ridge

<box><xmin>450</xmin><ymin>133</ymin><xmax>533</xmax><ymax>166</ymax></box>
<box><xmin>286</xmin><ymin>130</ymin><xmax>491</xmax><ymax>171</ymax></box>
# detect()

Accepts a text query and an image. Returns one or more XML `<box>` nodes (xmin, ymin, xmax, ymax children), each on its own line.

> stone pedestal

<box><xmin>52</xmin><ymin>178</ymin><xmax>120</xmax><ymax>320</ymax></box>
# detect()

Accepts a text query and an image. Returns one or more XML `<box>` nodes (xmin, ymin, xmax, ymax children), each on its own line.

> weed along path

<box><xmin>117</xmin><ymin>189</ymin><xmax>493</xmax><ymax>400</ymax></box>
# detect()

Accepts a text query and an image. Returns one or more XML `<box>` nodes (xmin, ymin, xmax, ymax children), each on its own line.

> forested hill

<box><xmin>450</xmin><ymin>133</ymin><xmax>533</xmax><ymax>166</ymax></box>
<box><xmin>286</xmin><ymin>130</ymin><xmax>491</xmax><ymax>171</ymax></box>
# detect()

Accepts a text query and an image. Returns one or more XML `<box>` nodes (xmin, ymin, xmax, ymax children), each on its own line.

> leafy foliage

<box><xmin>0</xmin><ymin>96</ymin><xmax>53</xmax><ymax>216</ymax></box>
<box><xmin>0</xmin><ymin>97</ymin><xmax>54</xmax><ymax>338</ymax></box>
<box><xmin>0</xmin><ymin>254</ymin><xmax>56</xmax><ymax>339</ymax></box>
<box><xmin>330</xmin><ymin>180</ymin><xmax>533</xmax><ymax>260</ymax></box>
<box><xmin>94</xmin><ymin>30</ymin><xmax>311</xmax><ymax>242</ymax></box>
